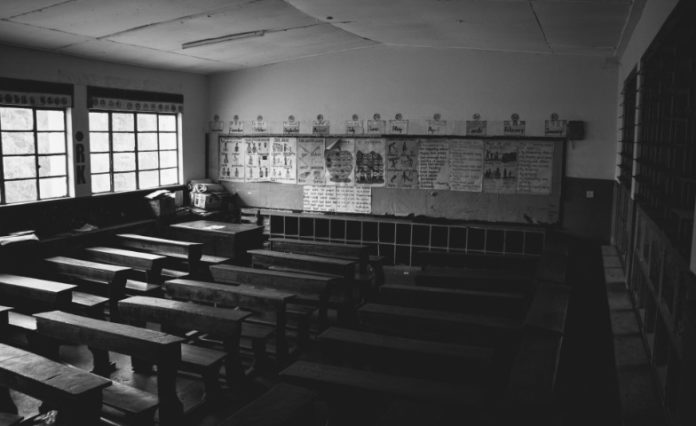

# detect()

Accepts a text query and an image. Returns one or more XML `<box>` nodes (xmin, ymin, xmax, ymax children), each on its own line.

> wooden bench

<box><xmin>379</xmin><ymin>284</ymin><xmax>527</xmax><ymax>318</ymax></box>
<box><xmin>0</xmin><ymin>342</ymin><xmax>111</xmax><ymax>425</ymax></box>
<box><xmin>217</xmin><ymin>383</ymin><xmax>316</xmax><ymax>426</ymax></box>
<box><xmin>0</xmin><ymin>274</ymin><xmax>74</xmax><ymax>311</ymax></box>
<box><xmin>358</xmin><ymin>303</ymin><xmax>521</xmax><ymax>347</ymax></box>
<box><xmin>33</xmin><ymin>310</ymin><xmax>184</xmax><ymax>424</ymax></box>
<box><xmin>83</xmin><ymin>246</ymin><xmax>166</xmax><ymax>294</ymax></box>
<box><xmin>0</xmin><ymin>306</ymin><xmax>11</xmax><ymax>334</ymax></box>
<box><xmin>116</xmin><ymin>233</ymin><xmax>206</xmax><ymax>276</ymax></box>
<box><xmin>416</xmin><ymin>250</ymin><xmax>539</xmax><ymax>275</ymax></box>
<box><xmin>42</xmin><ymin>256</ymin><xmax>130</xmax><ymax>319</ymax></box>
<box><xmin>317</xmin><ymin>327</ymin><xmax>495</xmax><ymax>384</ymax></box>
<box><xmin>249</xmin><ymin>249</ymin><xmax>356</xmax><ymax>280</ymax></box>
<box><xmin>269</xmin><ymin>238</ymin><xmax>370</xmax><ymax>274</ymax></box>
<box><xmin>535</xmin><ymin>248</ymin><xmax>569</xmax><ymax>285</ymax></box>
<box><xmin>414</xmin><ymin>267</ymin><xmax>534</xmax><ymax>293</ymax></box>
<box><xmin>524</xmin><ymin>282</ymin><xmax>571</xmax><ymax>334</ymax></box>
<box><xmin>210</xmin><ymin>264</ymin><xmax>334</xmax><ymax>329</ymax></box>
<box><xmin>118</xmin><ymin>295</ymin><xmax>252</xmax><ymax>391</ymax></box>
<box><xmin>164</xmin><ymin>278</ymin><xmax>296</xmax><ymax>366</ymax></box>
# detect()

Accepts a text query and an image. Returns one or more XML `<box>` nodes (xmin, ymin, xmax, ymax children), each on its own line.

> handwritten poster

<box><xmin>245</xmin><ymin>137</ymin><xmax>270</xmax><ymax>182</ymax></box>
<box><xmin>219</xmin><ymin>137</ymin><xmax>245</xmax><ymax>181</ymax></box>
<box><xmin>355</xmin><ymin>139</ymin><xmax>386</xmax><ymax>186</ymax></box>
<box><xmin>325</xmin><ymin>138</ymin><xmax>355</xmax><ymax>185</ymax></box>
<box><xmin>449</xmin><ymin>140</ymin><xmax>484</xmax><ymax>192</ymax></box>
<box><xmin>386</xmin><ymin>139</ymin><xmax>418</xmax><ymax>189</ymax></box>
<box><xmin>297</xmin><ymin>138</ymin><xmax>325</xmax><ymax>185</ymax></box>
<box><xmin>303</xmin><ymin>185</ymin><xmax>371</xmax><ymax>213</ymax></box>
<box><xmin>483</xmin><ymin>140</ymin><xmax>518</xmax><ymax>193</ymax></box>
<box><xmin>270</xmin><ymin>137</ymin><xmax>297</xmax><ymax>184</ymax></box>
<box><xmin>517</xmin><ymin>141</ymin><xmax>554</xmax><ymax>194</ymax></box>
<box><xmin>418</xmin><ymin>140</ymin><xmax>449</xmax><ymax>189</ymax></box>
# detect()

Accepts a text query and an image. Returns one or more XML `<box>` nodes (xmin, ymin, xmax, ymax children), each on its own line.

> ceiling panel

<box><xmin>184</xmin><ymin>23</ymin><xmax>376</xmax><ymax>68</ymax></box>
<box><xmin>534</xmin><ymin>2</ymin><xmax>631</xmax><ymax>49</ymax></box>
<box><xmin>0</xmin><ymin>20</ymin><xmax>90</xmax><ymax>50</ymax></box>
<box><xmin>108</xmin><ymin>0</ymin><xmax>319</xmax><ymax>52</ymax></box>
<box><xmin>10</xmin><ymin>0</ymin><xmax>251</xmax><ymax>38</ymax></box>
<box><xmin>0</xmin><ymin>0</ymin><xmax>68</xmax><ymax>19</ymax></box>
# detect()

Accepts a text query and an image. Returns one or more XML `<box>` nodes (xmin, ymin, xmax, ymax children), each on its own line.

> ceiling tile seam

<box><xmin>528</xmin><ymin>1</ymin><xmax>553</xmax><ymax>54</ymax></box>
<box><xmin>5</xmin><ymin>0</ymin><xmax>79</xmax><ymax>20</ymax></box>
<box><xmin>0</xmin><ymin>18</ymin><xmax>92</xmax><ymax>50</ymax></box>
<box><xmin>377</xmin><ymin>42</ymin><xmax>614</xmax><ymax>58</ymax></box>
<box><xmin>94</xmin><ymin>0</ymin><xmax>298</xmax><ymax>41</ymax></box>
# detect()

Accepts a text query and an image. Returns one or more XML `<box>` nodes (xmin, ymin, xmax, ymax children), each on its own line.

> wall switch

<box><xmin>586</xmin><ymin>190</ymin><xmax>595</xmax><ymax>199</ymax></box>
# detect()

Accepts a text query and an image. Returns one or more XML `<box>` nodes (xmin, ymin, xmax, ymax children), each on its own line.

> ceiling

<box><xmin>0</xmin><ymin>0</ymin><xmax>636</xmax><ymax>74</ymax></box>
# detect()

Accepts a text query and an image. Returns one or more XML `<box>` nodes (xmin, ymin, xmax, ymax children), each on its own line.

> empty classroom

<box><xmin>0</xmin><ymin>1</ymin><xmax>694</xmax><ymax>425</ymax></box>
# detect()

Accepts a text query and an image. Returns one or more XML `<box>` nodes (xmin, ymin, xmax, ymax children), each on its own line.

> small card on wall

<box><xmin>504</xmin><ymin>114</ymin><xmax>525</xmax><ymax>136</ymax></box>
<box><xmin>312</xmin><ymin>114</ymin><xmax>330</xmax><ymax>135</ymax></box>
<box><xmin>345</xmin><ymin>120</ymin><xmax>364</xmax><ymax>135</ymax></box>
<box><xmin>366</xmin><ymin>114</ymin><xmax>385</xmax><ymax>134</ymax></box>
<box><xmin>466</xmin><ymin>114</ymin><xmax>487</xmax><ymax>136</ymax></box>
<box><xmin>283</xmin><ymin>115</ymin><xmax>300</xmax><ymax>134</ymax></box>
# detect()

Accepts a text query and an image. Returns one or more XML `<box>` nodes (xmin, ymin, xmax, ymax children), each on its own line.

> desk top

<box><xmin>170</xmin><ymin>221</ymin><xmax>263</xmax><ymax>236</ymax></box>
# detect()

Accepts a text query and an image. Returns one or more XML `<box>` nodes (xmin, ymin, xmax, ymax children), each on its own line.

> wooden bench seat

<box><xmin>416</xmin><ymin>250</ymin><xmax>539</xmax><ymax>274</ymax></box>
<box><xmin>118</xmin><ymin>295</ymin><xmax>251</xmax><ymax>389</ymax></box>
<box><xmin>101</xmin><ymin>380</ymin><xmax>159</xmax><ymax>424</ymax></box>
<box><xmin>269</xmin><ymin>238</ymin><xmax>370</xmax><ymax>272</ymax></box>
<box><xmin>414</xmin><ymin>267</ymin><xmax>533</xmax><ymax>293</ymax></box>
<box><xmin>116</xmin><ymin>233</ymin><xmax>205</xmax><ymax>276</ymax></box>
<box><xmin>248</xmin><ymin>249</ymin><xmax>356</xmax><ymax>280</ymax></box>
<box><xmin>379</xmin><ymin>284</ymin><xmax>527</xmax><ymax>318</ymax></box>
<box><xmin>0</xmin><ymin>342</ymin><xmax>111</xmax><ymax>425</ymax></box>
<box><xmin>33</xmin><ymin>310</ymin><xmax>185</xmax><ymax>424</ymax></box>
<box><xmin>358</xmin><ymin>303</ymin><xmax>521</xmax><ymax>346</ymax></box>
<box><xmin>218</xmin><ymin>383</ymin><xmax>316</xmax><ymax>426</ymax></box>
<box><xmin>523</xmin><ymin>282</ymin><xmax>571</xmax><ymax>334</ymax></box>
<box><xmin>70</xmin><ymin>291</ymin><xmax>110</xmax><ymax>317</ymax></box>
<box><xmin>125</xmin><ymin>279</ymin><xmax>162</xmax><ymax>295</ymax></box>
<box><xmin>83</xmin><ymin>246</ymin><xmax>166</xmax><ymax>285</ymax></box>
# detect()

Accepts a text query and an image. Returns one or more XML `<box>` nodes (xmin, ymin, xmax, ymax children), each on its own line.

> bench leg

<box><xmin>223</xmin><ymin>336</ymin><xmax>246</xmax><ymax>389</ymax></box>
<box><xmin>90</xmin><ymin>346</ymin><xmax>116</xmax><ymax>375</ymax></box>
<box><xmin>157</xmin><ymin>361</ymin><xmax>183</xmax><ymax>425</ymax></box>
<box><xmin>201</xmin><ymin>366</ymin><xmax>222</xmax><ymax>400</ymax></box>
<box><xmin>248</xmin><ymin>337</ymin><xmax>270</xmax><ymax>374</ymax></box>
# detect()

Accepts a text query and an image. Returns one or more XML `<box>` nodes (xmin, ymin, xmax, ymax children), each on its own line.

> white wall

<box><xmin>0</xmin><ymin>44</ymin><xmax>208</xmax><ymax>188</ymax></box>
<box><xmin>208</xmin><ymin>46</ymin><xmax>619</xmax><ymax>180</ymax></box>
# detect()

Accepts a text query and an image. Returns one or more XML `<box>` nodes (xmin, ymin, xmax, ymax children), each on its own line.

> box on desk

<box><xmin>192</xmin><ymin>191</ymin><xmax>232</xmax><ymax>210</ymax></box>
<box><xmin>145</xmin><ymin>189</ymin><xmax>176</xmax><ymax>217</ymax></box>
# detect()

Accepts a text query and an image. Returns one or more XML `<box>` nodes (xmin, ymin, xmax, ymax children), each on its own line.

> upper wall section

<box><xmin>208</xmin><ymin>46</ymin><xmax>619</xmax><ymax>180</ymax></box>
<box><xmin>0</xmin><ymin>44</ymin><xmax>208</xmax><ymax>181</ymax></box>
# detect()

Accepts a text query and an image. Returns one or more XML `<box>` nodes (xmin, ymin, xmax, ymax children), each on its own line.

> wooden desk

<box><xmin>0</xmin><ymin>274</ymin><xmax>75</xmax><ymax>310</ymax></box>
<box><xmin>169</xmin><ymin>221</ymin><xmax>263</xmax><ymax>260</ymax></box>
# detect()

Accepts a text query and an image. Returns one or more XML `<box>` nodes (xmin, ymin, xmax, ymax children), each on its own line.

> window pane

<box><xmin>113</xmin><ymin>153</ymin><xmax>135</xmax><ymax>171</ymax></box>
<box><xmin>91</xmin><ymin>173</ymin><xmax>111</xmax><ymax>193</ymax></box>
<box><xmin>39</xmin><ymin>177</ymin><xmax>67</xmax><ymax>199</ymax></box>
<box><xmin>39</xmin><ymin>155</ymin><xmax>67</xmax><ymax>177</ymax></box>
<box><xmin>137</xmin><ymin>114</ymin><xmax>157</xmax><ymax>131</ymax></box>
<box><xmin>160</xmin><ymin>168</ymin><xmax>178</xmax><ymax>185</ymax></box>
<box><xmin>89</xmin><ymin>112</ymin><xmax>109</xmax><ymax>131</ymax></box>
<box><xmin>160</xmin><ymin>150</ymin><xmax>177</xmax><ymax>168</ymax></box>
<box><xmin>38</xmin><ymin>132</ymin><xmax>66</xmax><ymax>154</ymax></box>
<box><xmin>113</xmin><ymin>113</ymin><xmax>134</xmax><ymax>131</ymax></box>
<box><xmin>90</xmin><ymin>153</ymin><xmax>110</xmax><ymax>173</ymax></box>
<box><xmin>158</xmin><ymin>115</ymin><xmax>176</xmax><ymax>131</ymax></box>
<box><xmin>138</xmin><ymin>133</ymin><xmax>158</xmax><ymax>150</ymax></box>
<box><xmin>113</xmin><ymin>133</ymin><xmax>135</xmax><ymax>151</ymax></box>
<box><xmin>5</xmin><ymin>179</ymin><xmax>37</xmax><ymax>203</ymax></box>
<box><xmin>36</xmin><ymin>110</ymin><xmax>65</xmax><ymax>131</ymax></box>
<box><xmin>139</xmin><ymin>170</ymin><xmax>159</xmax><ymax>189</ymax></box>
<box><xmin>138</xmin><ymin>151</ymin><xmax>158</xmax><ymax>170</ymax></box>
<box><xmin>0</xmin><ymin>107</ymin><xmax>33</xmax><ymax>130</ymax></box>
<box><xmin>3</xmin><ymin>156</ymin><xmax>36</xmax><ymax>179</ymax></box>
<box><xmin>159</xmin><ymin>133</ymin><xmax>177</xmax><ymax>150</ymax></box>
<box><xmin>1</xmin><ymin>132</ymin><xmax>35</xmax><ymax>154</ymax></box>
<box><xmin>114</xmin><ymin>172</ymin><xmax>136</xmax><ymax>192</ymax></box>
<box><xmin>90</xmin><ymin>132</ymin><xmax>110</xmax><ymax>152</ymax></box>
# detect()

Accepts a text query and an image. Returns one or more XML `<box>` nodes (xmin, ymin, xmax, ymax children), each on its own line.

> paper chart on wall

<box><xmin>483</xmin><ymin>140</ymin><xmax>518</xmax><ymax>193</ymax></box>
<box><xmin>386</xmin><ymin>139</ymin><xmax>418</xmax><ymax>189</ymax></box>
<box><xmin>303</xmin><ymin>185</ymin><xmax>371</xmax><ymax>213</ymax></box>
<box><xmin>297</xmin><ymin>138</ymin><xmax>325</xmax><ymax>185</ymax></box>
<box><xmin>324</xmin><ymin>138</ymin><xmax>355</xmax><ymax>186</ymax></box>
<box><xmin>219</xmin><ymin>137</ymin><xmax>245</xmax><ymax>182</ymax></box>
<box><xmin>270</xmin><ymin>137</ymin><xmax>297</xmax><ymax>184</ymax></box>
<box><xmin>517</xmin><ymin>141</ymin><xmax>554</xmax><ymax>194</ymax></box>
<box><xmin>244</xmin><ymin>137</ymin><xmax>271</xmax><ymax>182</ymax></box>
<box><xmin>418</xmin><ymin>140</ymin><xmax>449</xmax><ymax>189</ymax></box>
<box><xmin>449</xmin><ymin>140</ymin><xmax>484</xmax><ymax>192</ymax></box>
<box><xmin>355</xmin><ymin>138</ymin><xmax>386</xmax><ymax>187</ymax></box>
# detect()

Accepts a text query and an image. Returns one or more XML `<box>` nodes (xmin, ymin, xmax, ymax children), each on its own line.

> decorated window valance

<box><xmin>0</xmin><ymin>77</ymin><xmax>73</xmax><ymax>108</ymax></box>
<box><xmin>87</xmin><ymin>86</ymin><xmax>183</xmax><ymax>113</ymax></box>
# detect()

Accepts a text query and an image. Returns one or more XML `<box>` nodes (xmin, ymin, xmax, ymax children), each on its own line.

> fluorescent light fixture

<box><xmin>182</xmin><ymin>30</ymin><xmax>266</xmax><ymax>49</ymax></box>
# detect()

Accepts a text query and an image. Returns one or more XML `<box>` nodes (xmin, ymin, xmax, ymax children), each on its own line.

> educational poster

<box><xmin>386</xmin><ymin>139</ymin><xmax>418</xmax><ymax>189</ymax></box>
<box><xmin>483</xmin><ymin>140</ymin><xmax>518</xmax><ymax>193</ymax></box>
<box><xmin>303</xmin><ymin>185</ymin><xmax>371</xmax><ymax>213</ymax></box>
<box><xmin>418</xmin><ymin>140</ymin><xmax>450</xmax><ymax>189</ymax></box>
<box><xmin>245</xmin><ymin>137</ymin><xmax>271</xmax><ymax>182</ymax></box>
<box><xmin>517</xmin><ymin>141</ymin><xmax>554</xmax><ymax>194</ymax></box>
<box><xmin>270</xmin><ymin>137</ymin><xmax>297</xmax><ymax>184</ymax></box>
<box><xmin>449</xmin><ymin>140</ymin><xmax>484</xmax><ymax>192</ymax></box>
<box><xmin>324</xmin><ymin>138</ymin><xmax>355</xmax><ymax>185</ymax></box>
<box><xmin>219</xmin><ymin>137</ymin><xmax>245</xmax><ymax>181</ymax></box>
<box><xmin>297</xmin><ymin>138</ymin><xmax>325</xmax><ymax>185</ymax></box>
<box><xmin>355</xmin><ymin>138</ymin><xmax>386</xmax><ymax>186</ymax></box>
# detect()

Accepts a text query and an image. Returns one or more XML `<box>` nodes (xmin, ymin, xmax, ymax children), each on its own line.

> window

<box><xmin>89</xmin><ymin>111</ymin><xmax>180</xmax><ymax>193</ymax></box>
<box><xmin>0</xmin><ymin>106</ymin><xmax>69</xmax><ymax>204</ymax></box>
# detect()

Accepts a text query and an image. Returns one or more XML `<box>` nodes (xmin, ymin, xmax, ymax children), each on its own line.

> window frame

<box><xmin>0</xmin><ymin>105</ymin><xmax>70</xmax><ymax>205</ymax></box>
<box><xmin>88</xmin><ymin>109</ymin><xmax>181</xmax><ymax>194</ymax></box>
